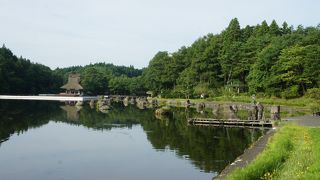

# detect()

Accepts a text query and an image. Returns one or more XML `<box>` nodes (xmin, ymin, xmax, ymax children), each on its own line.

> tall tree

<box><xmin>81</xmin><ymin>67</ymin><xmax>110</xmax><ymax>95</ymax></box>
<box><xmin>269</xmin><ymin>20</ymin><xmax>281</xmax><ymax>36</ymax></box>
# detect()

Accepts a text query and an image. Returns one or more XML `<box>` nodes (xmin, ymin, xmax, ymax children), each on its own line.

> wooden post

<box><xmin>271</xmin><ymin>105</ymin><xmax>280</xmax><ymax>120</ymax></box>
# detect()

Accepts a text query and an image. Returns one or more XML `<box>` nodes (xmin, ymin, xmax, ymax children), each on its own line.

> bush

<box><xmin>160</xmin><ymin>89</ymin><xmax>185</xmax><ymax>98</ymax></box>
<box><xmin>305</xmin><ymin>88</ymin><xmax>320</xmax><ymax>99</ymax></box>
<box><xmin>281</xmin><ymin>85</ymin><xmax>300</xmax><ymax>99</ymax></box>
<box><xmin>207</xmin><ymin>89</ymin><xmax>223</xmax><ymax>98</ymax></box>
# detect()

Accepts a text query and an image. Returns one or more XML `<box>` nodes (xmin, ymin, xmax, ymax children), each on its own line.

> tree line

<box><xmin>143</xmin><ymin>18</ymin><xmax>320</xmax><ymax>99</ymax></box>
<box><xmin>0</xmin><ymin>46</ymin><xmax>145</xmax><ymax>95</ymax></box>
<box><xmin>0</xmin><ymin>45</ymin><xmax>61</xmax><ymax>95</ymax></box>
<box><xmin>1</xmin><ymin>18</ymin><xmax>319</xmax><ymax>98</ymax></box>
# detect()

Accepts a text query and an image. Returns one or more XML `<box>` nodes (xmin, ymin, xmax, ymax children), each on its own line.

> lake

<box><xmin>0</xmin><ymin>100</ymin><xmax>265</xmax><ymax>180</ymax></box>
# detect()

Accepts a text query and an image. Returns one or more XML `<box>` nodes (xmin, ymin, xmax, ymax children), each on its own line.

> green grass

<box><xmin>152</xmin><ymin>95</ymin><xmax>319</xmax><ymax>108</ymax></box>
<box><xmin>208</xmin><ymin>95</ymin><xmax>319</xmax><ymax>108</ymax></box>
<box><xmin>152</xmin><ymin>95</ymin><xmax>319</xmax><ymax>116</ymax></box>
<box><xmin>226</xmin><ymin>125</ymin><xmax>320</xmax><ymax>180</ymax></box>
<box><xmin>301</xmin><ymin>128</ymin><xmax>320</xmax><ymax>179</ymax></box>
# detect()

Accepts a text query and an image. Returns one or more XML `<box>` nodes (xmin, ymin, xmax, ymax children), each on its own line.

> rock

<box><xmin>248</xmin><ymin>105</ymin><xmax>258</xmax><ymax>120</ymax></box>
<box><xmin>99</xmin><ymin>109</ymin><xmax>110</xmax><ymax>114</ymax></box>
<box><xmin>146</xmin><ymin>99</ymin><xmax>158</xmax><ymax>108</ymax></box>
<box><xmin>212</xmin><ymin>104</ymin><xmax>223</xmax><ymax>119</ymax></box>
<box><xmin>89</xmin><ymin>100</ymin><xmax>95</xmax><ymax>109</ymax></box>
<box><xmin>271</xmin><ymin>105</ymin><xmax>281</xmax><ymax>120</ymax></box>
<box><xmin>155</xmin><ymin>106</ymin><xmax>172</xmax><ymax>120</ymax></box>
<box><xmin>129</xmin><ymin>98</ymin><xmax>135</xmax><ymax>104</ymax></box>
<box><xmin>123</xmin><ymin>96</ymin><xmax>129</xmax><ymax>103</ymax></box>
<box><xmin>313</xmin><ymin>112</ymin><xmax>320</xmax><ymax>116</ymax></box>
<box><xmin>257</xmin><ymin>102</ymin><xmax>264</xmax><ymax>120</ymax></box>
<box><xmin>229</xmin><ymin>105</ymin><xmax>238</xmax><ymax>113</ymax></box>
<box><xmin>196</xmin><ymin>103</ymin><xmax>205</xmax><ymax>112</ymax></box>
<box><xmin>155</xmin><ymin>106</ymin><xmax>172</xmax><ymax>116</ymax></box>
<box><xmin>136</xmin><ymin>97</ymin><xmax>148</xmax><ymax>109</ymax></box>
<box><xmin>76</xmin><ymin>101</ymin><xmax>83</xmax><ymax>106</ymax></box>
<box><xmin>123</xmin><ymin>97</ymin><xmax>129</xmax><ymax>106</ymax></box>
<box><xmin>99</xmin><ymin>105</ymin><xmax>111</xmax><ymax>110</ymax></box>
<box><xmin>228</xmin><ymin>105</ymin><xmax>238</xmax><ymax>119</ymax></box>
<box><xmin>97</xmin><ymin>97</ymin><xmax>112</xmax><ymax>111</ymax></box>
<box><xmin>186</xmin><ymin>99</ymin><xmax>192</xmax><ymax>108</ymax></box>
<box><xmin>148</xmin><ymin>99</ymin><xmax>158</xmax><ymax>106</ymax></box>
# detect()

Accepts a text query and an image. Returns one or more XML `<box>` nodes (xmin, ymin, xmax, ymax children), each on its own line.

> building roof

<box><xmin>61</xmin><ymin>74</ymin><xmax>83</xmax><ymax>90</ymax></box>
<box><xmin>60</xmin><ymin>105</ymin><xmax>81</xmax><ymax>121</ymax></box>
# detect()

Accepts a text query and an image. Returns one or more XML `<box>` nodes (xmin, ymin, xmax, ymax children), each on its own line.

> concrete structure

<box><xmin>0</xmin><ymin>95</ymin><xmax>97</xmax><ymax>101</ymax></box>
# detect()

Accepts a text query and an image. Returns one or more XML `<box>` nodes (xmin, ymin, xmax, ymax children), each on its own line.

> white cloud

<box><xmin>0</xmin><ymin>0</ymin><xmax>319</xmax><ymax>69</ymax></box>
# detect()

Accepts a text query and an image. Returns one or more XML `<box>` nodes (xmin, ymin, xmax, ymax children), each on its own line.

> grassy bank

<box><xmin>226</xmin><ymin>124</ymin><xmax>320</xmax><ymax>179</ymax></box>
<box><xmin>209</xmin><ymin>95</ymin><xmax>318</xmax><ymax>107</ymax></box>
<box><xmin>153</xmin><ymin>95</ymin><xmax>319</xmax><ymax>112</ymax></box>
<box><xmin>156</xmin><ymin>96</ymin><xmax>319</xmax><ymax>107</ymax></box>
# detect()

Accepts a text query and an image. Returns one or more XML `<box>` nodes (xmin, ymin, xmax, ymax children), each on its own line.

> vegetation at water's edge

<box><xmin>0</xmin><ymin>18</ymin><xmax>320</xmax><ymax>100</ymax></box>
<box><xmin>154</xmin><ymin>95</ymin><xmax>320</xmax><ymax>112</ymax></box>
<box><xmin>226</xmin><ymin>124</ymin><xmax>320</xmax><ymax>179</ymax></box>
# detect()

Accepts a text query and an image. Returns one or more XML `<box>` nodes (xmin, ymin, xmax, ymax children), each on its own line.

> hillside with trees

<box><xmin>0</xmin><ymin>46</ymin><xmax>145</xmax><ymax>95</ymax></box>
<box><xmin>0</xmin><ymin>45</ymin><xmax>61</xmax><ymax>95</ymax></box>
<box><xmin>1</xmin><ymin>18</ymin><xmax>319</xmax><ymax>98</ymax></box>
<box><xmin>143</xmin><ymin>18</ymin><xmax>320</xmax><ymax>99</ymax></box>
<box><xmin>54</xmin><ymin>63</ymin><xmax>145</xmax><ymax>95</ymax></box>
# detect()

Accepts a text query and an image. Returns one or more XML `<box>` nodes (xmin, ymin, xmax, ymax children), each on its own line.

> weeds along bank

<box><xmin>152</xmin><ymin>96</ymin><xmax>316</xmax><ymax>117</ymax></box>
<box><xmin>154</xmin><ymin>95</ymin><xmax>319</xmax><ymax>107</ymax></box>
<box><xmin>225</xmin><ymin>124</ymin><xmax>320</xmax><ymax>179</ymax></box>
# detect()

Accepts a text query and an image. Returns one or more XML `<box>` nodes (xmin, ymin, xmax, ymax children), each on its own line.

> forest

<box><xmin>0</xmin><ymin>18</ymin><xmax>319</xmax><ymax>98</ymax></box>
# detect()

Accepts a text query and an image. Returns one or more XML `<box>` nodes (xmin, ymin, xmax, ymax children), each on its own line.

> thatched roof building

<box><xmin>61</xmin><ymin>74</ymin><xmax>83</xmax><ymax>95</ymax></box>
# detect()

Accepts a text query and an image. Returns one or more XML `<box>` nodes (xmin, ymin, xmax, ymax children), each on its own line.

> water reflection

<box><xmin>141</xmin><ymin>108</ymin><xmax>264</xmax><ymax>173</ymax></box>
<box><xmin>0</xmin><ymin>100</ymin><xmax>265</xmax><ymax>179</ymax></box>
<box><xmin>60</xmin><ymin>104</ymin><xmax>81</xmax><ymax>121</ymax></box>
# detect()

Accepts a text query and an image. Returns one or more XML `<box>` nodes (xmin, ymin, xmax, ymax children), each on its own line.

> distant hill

<box><xmin>1</xmin><ymin>18</ymin><xmax>319</xmax><ymax>98</ymax></box>
<box><xmin>0</xmin><ymin>45</ymin><xmax>61</xmax><ymax>95</ymax></box>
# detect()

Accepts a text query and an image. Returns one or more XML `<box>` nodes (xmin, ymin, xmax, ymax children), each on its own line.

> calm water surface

<box><xmin>0</xmin><ymin>101</ymin><xmax>265</xmax><ymax>180</ymax></box>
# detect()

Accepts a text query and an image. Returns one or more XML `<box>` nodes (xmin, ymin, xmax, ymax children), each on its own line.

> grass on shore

<box><xmin>153</xmin><ymin>95</ymin><xmax>319</xmax><ymax>112</ymax></box>
<box><xmin>155</xmin><ymin>95</ymin><xmax>318</xmax><ymax>107</ymax></box>
<box><xmin>226</xmin><ymin>124</ymin><xmax>320</xmax><ymax>180</ymax></box>
<box><xmin>209</xmin><ymin>95</ymin><xmax>317</xmax><ymax>107</ymax></box>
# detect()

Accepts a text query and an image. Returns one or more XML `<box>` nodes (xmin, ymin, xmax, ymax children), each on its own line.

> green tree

<box><xmin>82</xmin><ymin>67</ymin><xmax>109</xmax><ymax>95</ymax></box>
<box><xmin>267</xmin><ymin>45</ymin><xmax>312</xmax><ymax>98</ymax></box>
<box><xmin>269</xmin><ymin>20</ymin><xmax>281</xmax><ymax>36</ymax></box>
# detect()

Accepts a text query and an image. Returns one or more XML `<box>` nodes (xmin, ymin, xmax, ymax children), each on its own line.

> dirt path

<box><xmin>283</xmin><ymin>115</ymin><xmax>320</xmax><ymax>127</ymax></box>
<box><xmin>214</xmin><ymin>128</ymin><xmax>276</xmax><ymax>179</ymax></box>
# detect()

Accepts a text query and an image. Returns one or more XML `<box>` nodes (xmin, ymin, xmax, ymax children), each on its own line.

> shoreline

<box><xmin>216</xmin><ymin>115</ymin><xmax>320</xmax><ymax>179</ymax></box>
<box><xmin>214</xmin><ymin>129</ymin><xmax>276</xmax><ymax>179</ymax></box>
<box><xmin>153</xmin><ymin>97</ymin><xmax>312</xmax><ymax>110</ymax></box>
<box><xmin>0</xmin><ymin>95</ymin><xmax>97</xmax><ymax>101</ymax></box>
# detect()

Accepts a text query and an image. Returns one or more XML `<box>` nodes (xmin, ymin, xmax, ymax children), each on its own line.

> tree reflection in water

<box><xmin>0</xmin><ymin>100</ymin><xmax>265</xmax><ymax>173</ymax></box>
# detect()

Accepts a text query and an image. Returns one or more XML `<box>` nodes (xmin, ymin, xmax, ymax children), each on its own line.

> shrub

<box><xmin>305</xmin><ymin>88</ymin><xmax>320</xmax><ymax>99</ymax></box>
<box><xmin>281</xmin><ymin>85</ymin><xmax>300</xmax><ymax>99</ymax></box>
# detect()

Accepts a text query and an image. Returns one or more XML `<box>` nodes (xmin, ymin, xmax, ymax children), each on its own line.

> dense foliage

<box><xmin>143</xmin><ymin>19</ymin><xmax>320</xmax><ymax>98</ymax></box>
<box><xmin>0</xmin><ymin>46</ymin><xmax>144</xmax><ymax>95</ymax></box>
<box><xmin>54</xmin><ymin>63</ymin><xmax>144</xmax><ymax>95</ymax></box>
<box><xmin>0</xmin><ymin>45</ymin><xmax>61</xmax><ymax>95</ymax></box>
<box><xmin>1</xmin><ymin>18</ymin><xmax>319</xmax><ymax>97</ymax></box>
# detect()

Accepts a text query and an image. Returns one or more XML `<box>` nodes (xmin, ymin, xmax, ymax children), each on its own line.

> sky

<box><xmin>0</xmin><ymin>0</ymin><xmax>319</xmax><ymax>69</ymax></box>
